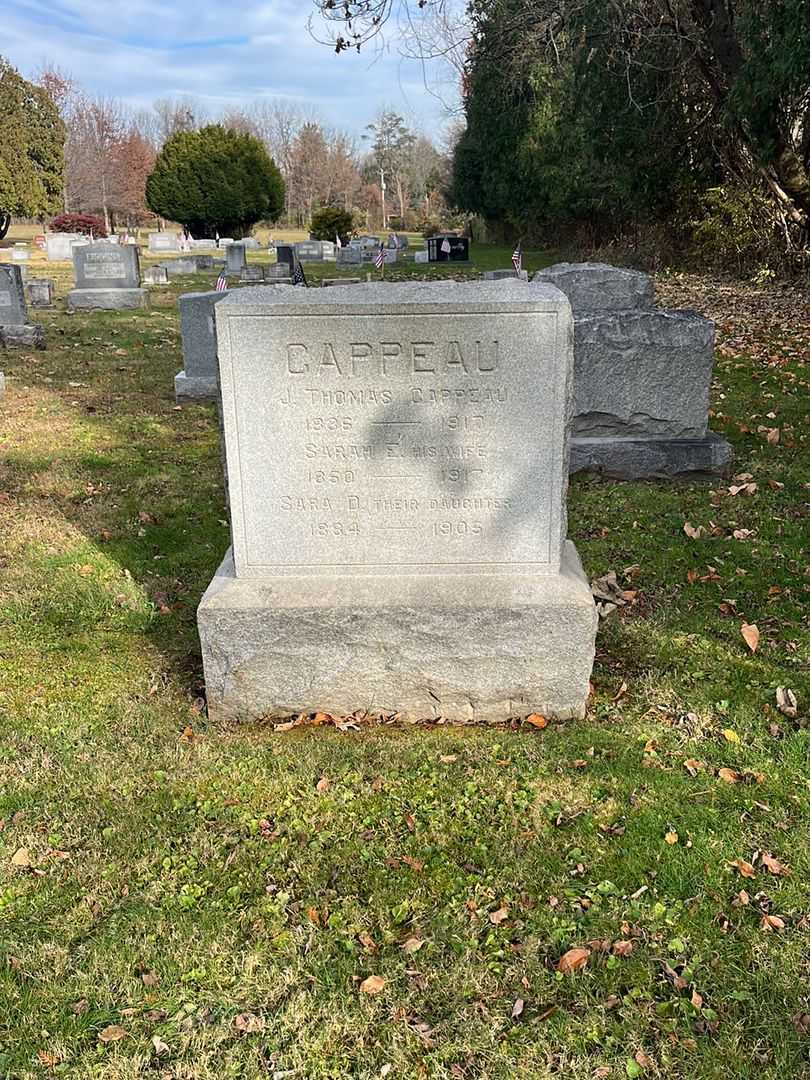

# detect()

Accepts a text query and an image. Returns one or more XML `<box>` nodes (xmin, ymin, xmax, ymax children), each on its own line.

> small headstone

<box><xmin>174</xmin><ymin>290</ymin><xmax>228</xmax><ymax>402</ymax></box>
<box><xmin>240</xmin><ymin>265</ymin><xmax>265</xmax><ymax>283</ymax></box>
<box><xmin>484</xmin><ymin>269</ymin><xmax>528</xmax><ymax>281</ymax></box>
<box><xmin>46</xmin><ymin>233</ymin><xmax>84</xmax><ymax>261</ymax></box>
<box><xmin>148</xmin><ymin>232</ymin><xmax>181</xmax><ymax>253</ymax></box>
<box><xmin>266</xmin><ymin>262</ymin><xmax>294</xmax><ymax>280</ymax></box>
<box><xmin>191</xmin><ymin>239</ymin><xmax>217</xmax><ymax>250</ymax></box>
<box><xmin>241</xmin><ymin>237</ymin><xmax>261</xmax><ymax>249</ymax></box>
<box><xmin>427</xmin><ymin>235</ymin><xmax>469</xmax><ymax>262</ymax></box>
<box><xmin>533</xmin><ymin>262</ymin><xmax>654</xmax><ymax>313</ymax></box>
<box><xmin>198</xmin><ymin>280</ymin><xmax>597</xmax><ymax>723</ymax></box>
<box><xmin>414</xmin><ymin>250</ymin><xmax>429</xmax><ymax>264</ymax></box>
<box><xmin>275</xmin><ymin>245</ymin><xmax>296</xmax><ymax>270</ymax></box>
<box><xmin>383</xmin><ymin>248</ymin><xmax>398</xmax><ymax>265</ymax></box>
<box><xmin>295</xmin><ymin>241</ymin><xmax>325</xmax><ymax>262</ymax></box>
<box><xmin>218</xmin><ymin>238</ymin><xmax>235</xmax><ymax>247</ymax></box>
<box><xmin>0</xmin><ymin>264</ymin><xmax>45</xmax><ymax>348</ymax></box>
<box><xmin>337</xmin><ymin>247</ymin><xmax>363</xmax><ymax>267</ymax></box>
<box><xmin>25</xmin><ymin>278</ymin><xmax>55</xmax><ymax>308</ymax></box>
<box><xmin>320</xmin><ymin>240</ymin><xmax>335</xmax><ymax>259</ymax></box>
<box><xmin>162</xmin><ymin>255</ymin><xmax>213</xmax><ymax>276</ymax></box>
<box><xmin>226</xmin><ymin>244</ymin><xmax>247</xmax><ymax>272</ymax></box>
<box><xmin>143</xmin><ymin>266</ymin><xmax>169</xmax><ymax>285</ymax></box>
<box><xmin>67</xmin><ymin>243</ymin><xmax>147</xmax><ymax>311</ymax></box>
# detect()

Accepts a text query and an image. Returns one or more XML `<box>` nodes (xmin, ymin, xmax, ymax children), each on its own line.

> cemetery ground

<box><xmin>0</xmin><ymin>246</ymin><xmax>809</xmax><ymax>1080</ymax></box>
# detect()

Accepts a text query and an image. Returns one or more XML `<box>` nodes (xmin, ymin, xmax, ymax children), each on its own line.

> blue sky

<box><xmin>4</xmin><ymin>0</ymin><xmax>457</xmax><ymax>139</ymax></box>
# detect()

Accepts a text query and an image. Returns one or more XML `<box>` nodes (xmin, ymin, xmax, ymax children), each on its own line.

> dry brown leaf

<box><xmin>358</xmin><ymin>931</ymin><xmax>377</xmax><ymax>953</ymax></box>
<box><xmin>402</xmin><ymin>936</ymin><xmax>424</xmax><ymax>954</ymax></box>
<box><xmin>525</xmin><ymin>713</ymin><xmax>548</xmax><ymax>729</ymax></box>
<box><xmin>612</xmin><ymin>940</ymin><xmax>633</xmax><ymax>957</ymax></box>
<box><xmin>635</xmin><ymin>1049</ymin><xmax>654</xmax><ymax>1070</ymax></box>
<box><xmin>718</xmin><ymin>768</ymin><xmax>742</xmax><ymax>784</ymax></box>
<box><xmin>511</xmin><ymin>998</ymin><xmax>525</xmax><ymax>1019</ymax></box>
<box><xmin>691</xmin><ymin>989</ymin><xmax>704</xmax><ymax>1010</ymax></box>
<box><xmin>683</xmin><ymin>522</ymin><xmax>704</xmax><ymax>539</ymax></box>
<box><xmin>360</xmin><ymin>975</ymin><xmax>386</xmax><ymax>995</ymax></box>
<box><xmin>761</xmin><ymin>913</ymin><xmax>785</xmax><ymax>931</ymax></box>
<box><xmin>489</xmin><ymin>905</ymin><xmax>510</xmax><ymax>925</ymax></box>
<box><xmin>557</xmin><ymin>947</ymin><xmax>590</xmax><ymax>974</ymax></box>
<box><xmin>684</xmin><ymin>758</ymin><xmax>702</xmax><ymax>776</ymax></box>
<box><xmin>776</xmin><ymin>687</ymin><xmax>798</xmax><ymax>719</ymax></box>
<box><xmin>402</xmin><ymin>855</ymin><xmax>424</xmax><ymax>872</ymax></box>
<box><xmin>665</xmin><ymin>831</ymin><xmax>679</xmax><ymax>845</ymax></box>
<box><xmin>741</xmin><ymin>623</ymin><xmax>760</xmax><ymax>653</ymax></box>
<box><xmin>316</xmin><ymin>774</ymin><xmax>330</xmax><ymax>793</ymax></box>
<box><xmin>234</xmin><ymin>1012</ymin><xmax>264</xmax><ymax>1033</ymax></box>
<box><xmin>151</xmin><ymin>1035</ymin><xmax>170</xmax><ymax>1058</ymax></box>
<box><xmin>759</xmin><ymin>853</ymin><xmax>788</xmax><ymax>876</ymax></box>
<box><xmin>37</xmin><ymin>1050</ymin><xmax>60</xmax><ymax>1068</ymax></box>
<box><xmin>10</xmin><ymin>847</ymin><xmax>31</xmax><ymax>867</ymax></box>
<box><xmin>306</xmin><ymin>907</ymin><xmax>321</xmax><ymax>926</ymax></box>
<box><xmin>140</xmin><ymin>971</ymin><xmax>159</xmax><ymax>987</ymax></box>
<box><xmin>439</xmin><ymin>754</ymin><xmax>458</xmax><ymax>763</ymax></box>
<box><xmin>731</xmin><ymin>858</ymin><xmax>755</xmax><ymax>878</ymax></box>
<box><xmin>98</xmin><ymin>1025</ymin><xmax>127</xmax><ymax>1044</ymax></box>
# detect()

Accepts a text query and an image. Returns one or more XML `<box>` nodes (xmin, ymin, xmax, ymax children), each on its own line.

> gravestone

<box><xmin>218</xmin><ymin>238</ymin><xmax>235</xmax><ymax>247</ymax></box>
<box><xmin>11</xmin><ymin>247</ymin><xmax>29</xmax><ymax>263</ymax></box>
<box><xmin>46</xmin><ymin>233</ymin><xmax>85</xmax><ymax>261</ymax></box>
<box><xmin>320</xmin><ymin>240</ymin><xmax>336</xmax><ymax>259</ymax></box>
<box><xmin>427</xmin><ymin>235</ymin><xmax>470</xmax><ymax>262</ymax></box>
<box><xmin>484</xmin><ymin>269</ymin><xmax>529</xmax><ymax>281</ymax></box>
<box><xmin>532</xmin><ymin>263</ymin><xmax>732</xmax><ymax>478</ymax></box>
<box><xmin>383</xmin><ymin>248</ymin><xmax>398</xmax><ymax>265</ymax></box>
<box><xmin>148</xmin><ymin>232</ymin><xmax>181</xmax><ymax>253</ymax></box>
<box><xmin>67</xmin><ymin>243</ymin><xmax>147</xmax><ymax>310</ymax></box>
<box><xmin>175</xmin><ymin>290</ymin><xmax>229</xmax><ymax>402</ymax></box>
<box><xmin>240</xmin><ymin>265</ymin><xmax>265</xmax><ymax>283</ymax></box>
<box><xmin>143</xmin><ymin>266</ymin><xmax>169</xmax><ymax>285</ymax></box>
<box><xmin>25</xmin><ymin>278</ymin><xmax>55</xmax><ymax>308</ymax></box>
<box><xmin>162</xmin><ymin>255</ymin><xmax>214</xmax><ymax>276</ymax></box>
<box><xmin>266</xmin><ymin>262</ymin><xmax>294</xmax><ymax>280</ymax></box>
<box><xmin>198</xmin><ymin>280</ymin><xmax>597</xmax><ymax>723</ymax></box>
<box><xmin>275</xmin><ymin>245</ymin><xmax>297</xmax><ymax>272</ymax></box>
<box><xmin>0</xmin><ymin>264</ymin><xmax>45</xmax><ymax>348</ymax></box>
<box><xmin>242</xmin><ymin>237</ymin><xmax>261</xmax><ymax>249</ymax></box>
<box><xmin>337</xmin><ymin>247</ymin><xmax>363</xmax><ymax>267</ymax></box>
<box><xmin>414</xmin><ymin>250</ymin><xmax>429</xmax><ymax>264</ymax></box>
<box><xmin>226</xmin><ymin>244</ymin><xmax>247</xmax><ymax>273</ymax></box>
<box><xmin>191</xmin><ymin>239</ymin><xmax>217</xmax><ymax>250</ymax></box>
<box><xmin>295</xmin><ymin>241</ymin><xmax>325</xmax><ymax>262</ymax></box>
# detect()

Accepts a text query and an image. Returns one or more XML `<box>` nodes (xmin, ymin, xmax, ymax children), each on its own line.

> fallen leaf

<box><xmin>759</xmin><ymin>853</ymin><xmax>788</xmax><ymax>876</ymax></box>
<box><xmin>98</xmin><ymin>1025</ymin><xmax>127</xmax><ymax>1044</ymax></box>
<box><xmin>402</xmin><ymin>937</ymin><xmax>424</xmax><ymax>954</ymax></box>
<box><xmin>360</xmin><ymin>975</ymin><xmax>386</xmax><ymax>995</ymax></box>
<box><xmin>635</xmin><ymin>1049</ymin><xmax>654</xmax><ymax>1070</ymax></box>
<box><xmin>402</xmin><ymin>855</ymin><xmax>424</xmax><ymax>872</ymax></box>
<box><xmin>665</xmin><ymin>831</ymin><xmax>679</xmax><ymax>845</ymax></box>
<box><xmin>234</xmin><ymin>1012</ymin><xmax>264</xmax><ymax>1033</ymax></box>
<box><xmin>71</xmin><ymin>999</ymin><xmax>89</xmax><ymax>1015</ymax></box>
<box><xmin>776</xmin><ymin>687</ymin><xmax>798</xmax><ymax>719</ymax></box>
<box><xmin>151</xmin><ymin>1035</ymin><xmax>170</xmax><ymax>1058</ymax></box>
<box><xmin>557</xmin><ymin>947</ymin><xmax>590</xmax><ymax>974</ymax></box>
<box><xmin>683</xmin><ymin>522</ymin><xmax>704</xmax><ymax>539</ymax></box>
<box><xmin>691</xmin><ymin>989</ymin><xmax>704</xmax><ymax>1010</ymax></box>
<box><xmin>11</xmin><ymin>847</ymin><xmax>31</xmax><ymax>867</ymax></box>
<box><xmin>77</xmin><ymin>564</ymin><xmax>94</xmax><ymax>577</ymax></box>
<box><xmin>613</xmin><ymin>940</ymin><xmax>634</xmax><ymax>957</ymax></box>
<box><xmin>526</xmin><ymin>713</ymin><xmax>548</xmax><ymax>729</ymax></box>
<box><xmin>741</xmin><ymin>623</ymin><xmax>760</xmax><ymax>653</ymax></box>
<box><xmin>316</xmin><ymin>775</ymin><xmax>330</xmax><ymax>793</ymax></box>
<box><xmin>722</xmin><ymin>729</ymin><xmax>741</xmax><ymax>744</ymax></box>
<box><xmin>684</xmin><ymin>758</ymin><xmax>702</xmax><ymax>776</ymax></box>
<box><xmin>138</xmin><ymin>510</ymin><xmax>157</xmax><ymax>525</ymax></box>
<box><xmin>358</xmin><ymin>931</ymin><xmax>377</xmax><ymax>953</ymax></box>
<box><xmin>140</xmin><ymin>971</ymin><xmax>159</xmax><ymax>987</ymax></box>
<box><xmin>489</xmin><ymin>905</ymin><xmax>510</xmax><ymax>925</ymax></box>
<box><xmin>718</xmin><ymin>768</ymin><xmax>742</xmax><ymax>784</ymax></box>
<box><xmin>730</xmin><ymin>858</ymin><xmax>755</xmax><ymax>878</ymax></box>
<box><xmin>766</xmin><ymin>427</ymin><xmax>780</xmax><ymax>444</ymax></box>
<box><xmin>511</xmin><ymin>997</ymin><xmax>525</xmax><ymax>1019</ymax></box>
<box><xmin>37</xmin><ymin>1050</ymin><xmax>60</xmax><ymax>1068</ymax></box>
<box><xmin>761</xmin><ymin>913</ymin><xmax>785</xmax><ymax>931</ymax></box>
<box><xmin>312</xmin><ymin>711</ymin><xmax>332</xmax><ymax>725</ymax></box>
<box><xmin>439</xmin><ymin>754</ymin><xmax>458</xmax><ymax>763</ymax></box>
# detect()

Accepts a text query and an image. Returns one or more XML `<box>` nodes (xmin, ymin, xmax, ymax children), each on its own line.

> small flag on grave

<box><xmin>335</xmin><ymin>233</ymin><xmax>342</xmax><ymax>249</ymax></box>
<box><xmin>374</xmin><ymin>243</ymin><xmax>386</xmax><ymax>270</ymax></box>
<box><xmin>440</xmin><ymin>237</ymin><xmax>452</xmax><ymax>254</ymax></box>
<box><xmin>293</xmin><ymin>260</ymin><xmax>308</xmax><ymax>287</ymax></box>
<box><xmin>214</xmin><ymin>270</ymin><xmax>228</xmax><ymax>292</ymax></box>
<box><xmin>511</xmin><ymin>240</ymin><xmax>522</xmax><ymax>274</ymax></box>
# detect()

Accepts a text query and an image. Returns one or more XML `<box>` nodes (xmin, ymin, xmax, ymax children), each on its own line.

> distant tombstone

<box><xmin>414</xmin><ymin>250</ymin><xmax>429</xmax><ymax>264</ymax></box>
<box><xmin>240</xmin><ymin>265</ymin><xmax>265</xmax><ymax>282</ymax></box>
<box><xmin>162</xmin><ymin>255</ymin><xmax>214</xmax><ymax>276</ymax></box>
<box><xmin>175</xmin><ymin>290</ymin><xmax>228</xmax><ymax>402</ymax></box>
<box><xmin>357</xmin><ymin>235</ymin><xmax>381</xmax><ymax>250</ymax></box>
<box><xmin>148</xmin><ymin>232</ymin><xmax>181</xmax><ymax>253</ymax></box>
<box><xmin>218</xmin><ymin>238</ymin><xmax>235</xmax><ymax>247</ymax></box>
<box><xmin>295</xmin><ymin>241</ymin><xmax>324</xmax><ymax>262</ymax></box>
<box><xmin>484</xmin><ymin>269</ymin><xmax>528</xmax><ymax>281</ymax></box>
<box><xmin>25</xmin><ymin>278</ymin><xmax>55</xmax><ymax>308</ymax></box>
<box><xmin>191</xmin><ymin>239</ymin><xmax>217</xmax><ymax>250</ymax></box>
<box><xmin>67</xmin><ymin>243</ymin><xmax>147</xmax><ymax>311</ymax></box>
<box><xmin>385</xmin><ymin>233</ymin><xmax>409</xmax><ymax>251</ymax></box>
<box><xmin>143</xmin><ymin>266</ymin><xmax>169</xmax><ymax>285</ymax></box>
<box><xmin>383</xmin><ymin>248</ymin><xmax>398</xmax><ymax>265</ymax></box>
<box><xmin>226</xmin><ymin>244</ymin><xmax>247</xmax><ymax>272</ymax></box>
<box><xmin>0</xmin><ymin>264</ymin><xmax>45</xmax><ymax>348</ymax></box>
<box><xmin>427</xmin><ymin>235</ymin><xmax>470</xmax><ymax>262</ymax></box>
<box><xmin>265</xmin><ymin>262</ymin><xmax>293</xmax><ymax>281</ymax></box>
<box><xmin>320</xmin><ymin>240</ymin><xmax>335</xmax><ymax>259</ymax></box>
<box><xmin>275</xmin><ymin>244</ymin><xmax>296</xmax><ymax>270</ymax></box>
<box><xmin>336</xmin><ymin>247</ymin><xmax>362</xmax><ymax>267</ymax></box>
<box><xmin>241</xmin><ymin>237</ymin><xmax>261</xmax><ymax>249</ymax></box>
<box><xmin>11</xmin><ymin>247</ymin><xmax>29</xmax><ymax>262</ymax></box>
<box><xmin>197</xmin><ymin>280</ymin><xmax>597</xmax><ymax>723</ymax></box>
<box><xmin>46</xmin><ymin>233</ymin><xmax>83</xmax><ymax>261</ymax></box>
<box><xmin>105</xmin><ymin>234</ymin><xmax>120</xmax><ymax>244</ymax></box>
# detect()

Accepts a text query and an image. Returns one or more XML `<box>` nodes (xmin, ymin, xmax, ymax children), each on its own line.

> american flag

<box><xmin>335</xmin><ymin>233</ymin><xmax>342</xmax><ymax>249</ymax></box>
<box><xmin>293</xmin><ymin>260</ymin><xmax>308</xmax><ymax>287</ymax></box>
<box><xmin>214</xmin><ymin>270</ymin><xmax>228</xmax><ymax>292</ymax></box>
<box><xmin>374</xmin><ymin>243</ymin><xmax>385</xmax><ymax>270</ymax></box>
<box><xmin>511</xmin><ymin>241</ymin><xmax>522</xmax><ymax>274</ymax></box>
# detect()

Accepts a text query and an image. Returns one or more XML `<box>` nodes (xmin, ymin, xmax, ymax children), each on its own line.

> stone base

<box><xmin>198</xmin><ymin>541</ymin><xmax>597</xmax><ymax>724</ymax></box>
<box><xmin>175</xmin><ymin>370</ymin><xmax>217</xmax><ymax>403</ymax></box>
<box><xmin>0</xmin><ymin>324</ymin><xmax>45</xmax><ymax>349</ymax></box>
<box><xmin>66</xmin><ymin>288</ymin><xmax>148</xmax><ymax>311</ymax></box>
<box><xmin>570</xmin><ymin>433</ymin><xmax>732</xmax><ymax>479</ymax></box>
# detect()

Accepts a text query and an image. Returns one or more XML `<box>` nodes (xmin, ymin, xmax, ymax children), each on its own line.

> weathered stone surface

<box><xmin>175</xmin><ymin>290</ymin><xmax>227</xmax><ymax>403</ymax></box>
<box><xmin>143</xmin><ymin>266</ymin><xmax>169</xmax><ymax>285</ymax></box>
<box><xmin>240</xmin><ymin>265</ymin><xmax>265</xmax><ymax>282</ymax></box>
<box><xmin>414</xmin><ymin>250</ymin><xmax>429</xmax><ymax>264</ymax></box>
<box><xmin>46</xmin><ymin>233</ymin><xmax>84</xmax><ymax>261</ymax></box>
<box><xmin>570</xmin><ymin>308</ymin><xmax>715</xmax><ymax>439</ymax></box>
<box><xmin>25</xmin><ymin>278</ymin><xmax>55</xmax><ymax>308</ymax></box>
<box><xmin>0</xmin><ymin>323</ymin><xmax>45</xmax><ymax>349</ymax></box>
<box><xmin>274</xmin><ymin>244</ymin><xmax>296</xmax><ymax>269</ymax></box>
<box><xmin>191</xmin><ymin>239</ymin><xmax>217</xmax><ymax>250</ymax></box>
<box><xmin>148</xmin><ymin>232</ymin><xmax>180</xmax><ymax>252</ymax></box>
<box><xmin>73</xmin><ymin>243</ymin><xmax>140</xmax><ymax>290</ymax></box>
<box><xmin>484</xmin><ymin>269</ymin><xmax>528</xmax><ymax>281</ymax></box>
<box><xmin>226</xmin><ymin>244</ymin><xmax>247</xmax><ymax>272</ymax></box>
<box><xmin>295</xmin><ymin>240</ymin><xmax>326</xmax><ymax>262</ymax></box>
<box><xmin>533</xmin><ymin>262</ymin><xmax>654</xmax><ymax>313</ymax></box>
<box><xmin>336</xmin><ymin>247</ymin><xmax>363</xmax><ymax>266</ymax></box>
<box><xmin>570</xmin><ymin>433</ymin><xmax>732</xmax><ymax>479</ymax></box>
<box><xmin>198</xmin><ymin>279</ymin><xmax>596</xmax><ymax>722</ymax></box>
<box><xmin>200</xmin><ymin>540</ymin><xmax>596</xmax><ymax>723</ymax></box>
<box><xmin>0</xmin><ymin>264</ymin><xmax>27</xmax><ymax>324</ymax></box>
<box><xmin>266</xmin><ymin>262</ymin><xmax>293</xmax><ymax>280</ymax></box>
<box><xmin>162</xmin><ymin>256</ymin><xmax>213</xmax><ymax>276</ymax></box>
<box><xmin>242</xmin><ymin>237</ymin><xmax>261</xmax><ymax>249</ymax></box>
<box><xmin>322</xmin><ymin>277</ymin><xmax>362</xmax><ymax>287</ymax></box>
<box><xmin>66</xmin><ymin>288</ymin><xmax>148</xmax><ymax>311</ymax></box>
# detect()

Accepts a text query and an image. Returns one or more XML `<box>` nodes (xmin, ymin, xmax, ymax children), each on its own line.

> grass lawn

<box><xmin>0</xmin><ymin>246</ymin><xmax>809</xmax><ymax>1079</ymax></box>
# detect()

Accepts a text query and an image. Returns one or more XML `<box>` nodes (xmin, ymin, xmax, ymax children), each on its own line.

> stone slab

<box><xmin>0</xmin><ymin>323</ymin><xmax>45</xmax><ymax>349</ymax></box>
<box><xmin>25</xmin><ymin>278</ymin><xmax>55</xmax><ymax>308</ymax></box>
<box><xmin>322</xmin><ymin>278</ymin><xmax>363</xmax><ymax>287</ymax></box>
<box><xmin>148</xmin><ymin>233</ymin><xmax>180</xmax><ymax>252</ymax></box>
<box><xmin>214</xmin><ymin>280</ymin><xmax>573</xmax><ymax>579</ymax></box>
<box><xmin>570</xmin><ymin>433</ymin><xmax>732</xmax><ymax>479</ymax></box>
<box><xmin>66</xmin><ymin>288</ymin><xmax>148</xmax><ymax>311</ymax></box>
<box><xmin>143</xmin><ymin>266</ymin><xmax>169</xmax><ymax>285</ymax></box>
<box><xmin>226</xmin><ymin>245</ymin><xmax>247</xmax><ymax>272</ymax></box>
<box><xmin>570</xmin><ymin>308</ymin><xmax>714</xmax><ymax>439</ymax></box>
<box><xmin>240</xmin><ymin>265</ymin><xmax>265</xmax><ymax>282</ymax></box>
<box><xmin>46</xmin><ymin>233</ymin><xmax>84</xmax><ymax>261</ymax></box>
<box><xmin>162</xmin><ymin>256</ymin><xmax>212</xmax><ymax>276</ymax></box>
<box><xmin>74</xmin><ymin>243</ymin><xmax>140</xmax><ymax>290</ymax></box>
<box><xmin>0</xmin><ymin>264</ymin><xmax>28</xmax><ymax>324</ymax></box>
<box><xmin>484</xmin><ymin>269</ymin><xmax>529</xmax><ymax>281</ymax></box>
<box><xmin>533</xmin><ymin>262</ymin><xmax>654</xmax><ymax>313</ymax></box>
<box><xmin>175</xmin><ymin>370</ymin><xmax>218</xmax><ymax>403</ymax></box>
<box><xmin>337</xmin><ymin>247</ymin><xmax>363</xmax><ymax>266</ymax></box>
<box><xmin>199</xmin><ymin>540</ymin><xmax>596</xmax><ymax>723</ymax></box>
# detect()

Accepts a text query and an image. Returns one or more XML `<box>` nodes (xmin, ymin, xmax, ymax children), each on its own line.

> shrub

<box><xmin>50</xmin><ymin>212</ymin><xmax>107</xmax><ymax>237</ymax></box>
<box><xmin>310</xmin><ymin>206</ymin><xmax>354</xmax><ymax>245</ymax></box>
<box><xmin>689</xmin><ymin>185</ymin><xmax>782</xmax><ymax>272</ymax></box>
<box><xmin>145</xmin><ymin>125</ymin><xmax>284</xmax><ymax>239</ymax></box>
